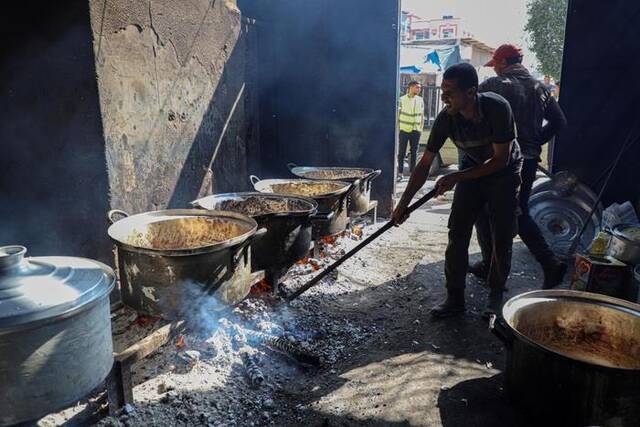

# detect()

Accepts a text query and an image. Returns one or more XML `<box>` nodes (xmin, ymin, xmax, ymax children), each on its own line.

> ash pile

<box><xmin>87</xmin><ymin>225</ymin><xmax>374</xmax><ymax>427</ymax></box>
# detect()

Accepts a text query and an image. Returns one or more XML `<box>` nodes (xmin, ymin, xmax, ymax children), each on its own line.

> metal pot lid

<box><xmin>529</xmin><ymin>189</ymin><xmax>602</xmax><ymax>259</ymax></box>
<box><xmin>612</xmin><ymin>223</ymin><xmax>640</xmax><ymax>243</ymax></box>
<box><xmin>0</xmin><ymin>245</ymin><xmax>115</xmax><ymax>330</ymax></box>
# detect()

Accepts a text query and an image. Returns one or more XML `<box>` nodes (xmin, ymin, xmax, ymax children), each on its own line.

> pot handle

<box><xmin>489</xmin><ymin>314</ymin><xmax>514</xmax><ymax>346</ymax></box>
<box><xmin>310</xmin><ymin>210</ymin><xmax>335</xmax><ymax>222</ymax></box>
<box><xmin>107</xmin><ymin>209</ymin><xmax>130</xmax><ymax>224</ymax></box>
<box><xmin>341</xmin><ymin>183</ymin><xmax>358</xmax><ymax>202</ymax></box>
<box><xmin>233</xmin><ymin>228</ymin><xmax>268</xmax><ymax>265</ymax></box>
<box><xmin>287</xmin><ymin>163</ymin><xmax>298</xmax><ymax>171</ymax></box>
<box><xmin>254</xmin><ymin>227</ymin><xmax>268</xmax><ymax>240</ymax></box>
<box><xmin>364</xmin><ymin>169</ymin><xmax>382</xmax><ymax>182</ymax></box>
<box><xmin>249</xmin><ymin>175</ymin><xmax>261</xmax><ymax>187</ymax></box>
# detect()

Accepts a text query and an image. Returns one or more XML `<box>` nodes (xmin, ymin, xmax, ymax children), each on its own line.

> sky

<box><xmin>402</xmin><ymin>0</ymin><xmax>539</xmax><ymax>72</ymax></box>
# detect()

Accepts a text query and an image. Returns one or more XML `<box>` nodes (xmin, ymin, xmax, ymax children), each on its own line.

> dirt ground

<box><xmin>39</xmin><ymin>173</ymin><xmax>568</xmax><ymax>427</ymax></box>
<box><xmin>274</xmin><ymin>179</ymin><xmax>554</xmax><ymax>427</ymax></box>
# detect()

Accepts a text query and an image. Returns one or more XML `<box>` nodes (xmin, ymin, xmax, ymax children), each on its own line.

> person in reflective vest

<box><xmin>398</xmin><ymin>81</ymin><xmax>425</xmax><ymax>181</ymax></box>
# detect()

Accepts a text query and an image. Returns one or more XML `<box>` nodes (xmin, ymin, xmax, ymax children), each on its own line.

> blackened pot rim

<box><xmin>192</xmin><ymin>192</ymin><xmax>318</xmax><ymax>219</ymax></box>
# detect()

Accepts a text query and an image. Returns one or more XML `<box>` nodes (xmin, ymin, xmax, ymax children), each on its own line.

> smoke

<box><xmin>176</xmin><ymin>279</ymin><xmax>295</xmax><ymax>342</ymax></box>
<box><xmin>0</xmin><ymin>2</ymin><xmax>111</xmax><ymax>262</ymax></box>
<box><xmin>236</xmin><ymin>0</ymin><xmax>398</xmax><ymax>214</ymax></box>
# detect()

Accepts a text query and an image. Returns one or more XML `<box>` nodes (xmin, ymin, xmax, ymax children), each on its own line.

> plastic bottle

<box><xmin>589</xmin><ymin>231</ymin><xmax>610</xmax><ymax>256</ymax></box>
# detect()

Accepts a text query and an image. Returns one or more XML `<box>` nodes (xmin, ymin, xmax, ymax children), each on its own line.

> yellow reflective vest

<box><xmin>398</xmin><ymin>94</ymin><xmax>424</xmax><ymax>133</ymax></box>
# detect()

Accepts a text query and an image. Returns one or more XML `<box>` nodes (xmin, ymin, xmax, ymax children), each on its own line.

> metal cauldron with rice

<box><xmin>107</xmin><ymin>209</ymin><xmax>265</xmax><ymax>318</ymax></box>
<box><xmin>490</xmin><ymin>290</ymin><xmax>640</xmax><ymax>426</ymax></box>
<box><xmin>287</xmin><ymin>163</ymin><xmax>381</xmax><ymax>217</ymax></box>
<box><xmin>249</xmin><ymin>175</ymin><xmax>354</xmax><ymax>239</ymax></box>
<box><xmin>192</xmin><ymin>192</ymin><xmax>318</xmax><ymax>286</ymax></box>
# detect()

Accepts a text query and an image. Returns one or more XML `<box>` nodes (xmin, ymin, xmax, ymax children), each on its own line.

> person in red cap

<box><xmin>468</xmin><ymin>43</ymin><xmax>569</xmax><ymax>289</ymax></box>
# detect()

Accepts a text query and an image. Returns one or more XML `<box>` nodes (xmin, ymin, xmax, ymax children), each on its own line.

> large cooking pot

<box><xmin>529</xmin><ymin>172</ymin><xmax>603</xmax><ymax>259</ymax></box>
<box><xmin>0</xmin><ymin>245</ymin><xmax>115</xmax><ymax>426</ymax></box>
<box><xmin>250</xmin><ymin>175</ymin><xmax>353</xmax><ymax>239</ymax></box>
<box><xmin>287</xmin><ymin>164</ymin><xmax>381</xmax><ymax>217</ymax></box>
<box><xmin>608</xmin><ymin>223</ymin><xmax>640</xmax><ymax>265</ymax></box>
<box><xmin>191</xmin><ymin>192</ymin><xmax>318</xmax><ymax>284</ymax></box>
<box><xmin>107</xmin><ymin>209</ymin><xmax>265</xmax><ymax>319</ymax></box>
<box><xmin>490</xmin><ymin>290</ymin><xmax>640</xmax><ymax>426</ymax></box>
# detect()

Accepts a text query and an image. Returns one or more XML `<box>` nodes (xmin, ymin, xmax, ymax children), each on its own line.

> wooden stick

<box><xmin>286</xmin><ymin>188</ymin><xmax>438</xmax><ymax>302</ymax></box>
<box><xmin>115</xmin><ymin>320</ymin><xmax>186</xmax><ymax>365</ymax></box>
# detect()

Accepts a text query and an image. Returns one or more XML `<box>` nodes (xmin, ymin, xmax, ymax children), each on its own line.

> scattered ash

<box><xmin>89</xmin><ymin>224</ymin><xmax>376</xmax><ymax>427</ymax></box>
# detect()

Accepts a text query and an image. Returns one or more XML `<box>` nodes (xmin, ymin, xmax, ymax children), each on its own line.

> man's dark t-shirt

<box><xmin>426</xmin><ymin>92</ymin><xmax>522</xmax><ymax>176</ymax></box>
<box><xmin>479</xmin><ymin>65</ymin><xmax>566</xmax><ymax>160</ymax></box>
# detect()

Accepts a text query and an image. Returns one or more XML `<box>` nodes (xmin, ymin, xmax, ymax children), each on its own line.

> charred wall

<box><xmin>239</xmin><ymin>0</ymin><xmax>400</xmax><ymax>215</ymax></box>
<box><xmin>0</xmin><ymin>0</ymin><xmax>111</xmax><ymax>262</ymax></box>
<box><xmin>555</xmin><ymin>1</ymin><xmax>640</xmax><ymax>206</ymax></box>
<box><xmin>0</xmin><ymin>0</ymin><xmax>259</xmax><ymax>262</ymax></box>
<box><xmin>89</xmin><ymin>0</ymin><xmax>260</xmax><ymax>213</ymax></box>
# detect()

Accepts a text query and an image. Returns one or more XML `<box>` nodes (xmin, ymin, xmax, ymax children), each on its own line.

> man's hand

<box><xmin>391</xmin><ymin>203</ymin><xmax>409</xmax><ymax>226</ymax></box>
<box><xmin>435</xmin><ymin>173</ymin><xmax>460</xmax><ymax>196</ymax></box>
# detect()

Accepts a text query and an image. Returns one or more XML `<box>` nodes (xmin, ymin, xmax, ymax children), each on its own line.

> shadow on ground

<box><xmin>51</xmin><ymin>241</ymin><xmax>569</xmax><ymax>427</ymax></box>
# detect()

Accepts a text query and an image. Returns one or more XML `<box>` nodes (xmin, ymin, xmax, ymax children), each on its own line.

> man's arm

<box><xmin>433</xmin><ymin>141</ymin><xmax>513</xmax><ymax>195</ymax></box>
<box><xmin>392</xmin><ymin>113</ymin><xmax>447</xmax><ymax>224</ymax></box>
<box><xmin>398</xmin><ymin>149</ymin><xmax>436</xmax><ymax>207</ymax></box>
<box><xmin>541</xmin><ymin>96</ymin><xmax>567</xmax><ymax>142</ymax></box>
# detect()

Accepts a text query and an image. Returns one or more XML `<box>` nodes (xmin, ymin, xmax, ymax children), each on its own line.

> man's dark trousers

<box><xmin>398</xmin><ymin>130</ymin><xmax>421</xmax><ymax>174</ymax></box>
<box><xmin>446</xmin><ymin>172</ymin><xmax>521</xmax><ymax>293</ymax></box>
<box><xmin>475</xmin><ymin>158</ymin><xmax>556</xmax><ymax>267</ymax></box>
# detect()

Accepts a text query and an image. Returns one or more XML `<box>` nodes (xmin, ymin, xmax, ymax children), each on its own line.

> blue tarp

<box><xmin>400</xmin><ymin>45</ymin><xmax>462</xmax><ymax>73</ymax></box>
<box><xmin>400</xmin><ymin>65</ymin><xmax>423</xmax><ymax>74</ymax></box>
<box><xmin>424</xmin><ymin>46</ymin><xmax>461</xmax><ymax>71</ymax></box>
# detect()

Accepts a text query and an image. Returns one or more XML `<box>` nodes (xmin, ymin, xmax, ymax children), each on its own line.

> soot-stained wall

<box><xmin>89</xmin><ymin>0</ymin><xmax>260</xmax><ymax>214</ymax></box>
<box><xmin>240</xmin><ymin>0</ymin><xmax>400</xmax><ymax>216</ymax></box>
<box><xmin>555</xmin><ymin>0</ymin><xmax>640</xmax><ymax>206</ymax></box>
<box><xmin>0</xmin><ymin>0</ymin><xmax>111</xmax><ymax>262</ymax></box>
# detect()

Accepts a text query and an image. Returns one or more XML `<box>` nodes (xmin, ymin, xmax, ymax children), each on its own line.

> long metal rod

<box><xmin>567</xmin><ymin>130</ymin><xmax>638</xmax><ymax>257</ymax></box>
<box><xmin>286</xmin><ymin>188</ymin><xmax>438</xmax><ymax>302</ymax></box>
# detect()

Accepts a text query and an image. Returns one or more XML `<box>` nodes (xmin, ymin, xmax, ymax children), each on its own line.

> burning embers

<box><xmin>249</xmin><ymin>223</ymin><xmax>365</xmax><ymax>294</ymax></box>
<box><xmin>249</xmin><ymin>278</ymin><xmax>273</xmax><ymax>297</ymax></box>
